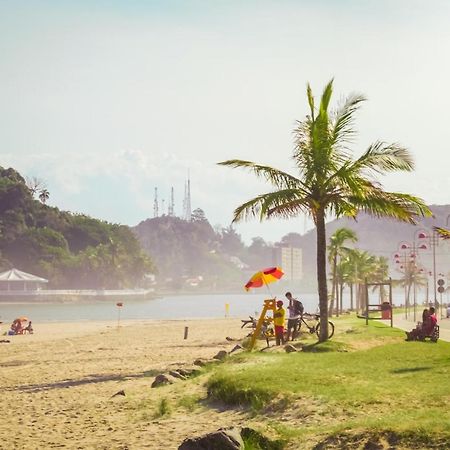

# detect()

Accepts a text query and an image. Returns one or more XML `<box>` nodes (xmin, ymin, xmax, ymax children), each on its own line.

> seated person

<box><xmin>406</xmin><ymin>307</ymin><xmax>437</xmax><ymax>341</ymax></box>
<box><xmin>426</xmin><ymin>307</ymin><xmax>438</xmax><ymax>334</ymax></box>
<box><xmin>10</xmin><ymin>319</ymin><xmax>23</xmax><ymax>335</ymax></box>
<box><xmin>23</xmin><ymin>321</ymin><xmax>33</xmax><ymax>334</ymax></box>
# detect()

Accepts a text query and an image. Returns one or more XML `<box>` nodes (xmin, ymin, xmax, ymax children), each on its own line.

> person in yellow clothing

<box><xmin>273</xmin><ymin>300</ymin><xmax>286</xmax><ymax>345</ymax></box>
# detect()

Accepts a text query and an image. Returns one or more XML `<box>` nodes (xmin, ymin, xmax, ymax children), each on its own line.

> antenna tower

<box><xmin>184</xmin><ymin>173</ymin><xmax>192</xmax><ymax>221</ymax></box>
<box><xmin>153</xmin><ymin>187</ymin><xmax>159</xmax><ymax>218</ymax></box>
<box><xmin>167</xmin><ymin>187</ymin><xmax>174</xmax><ymax>216</ymax></box>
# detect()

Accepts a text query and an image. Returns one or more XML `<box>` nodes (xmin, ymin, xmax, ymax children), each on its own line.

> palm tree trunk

<box><xmin>329</xmin><ymin>254</ymin><xmax>337</xmax><ymax>317</ymax></box>
<box><xmin>336</xmin><ymin>279</ymin><xmax>340</xmax><ymax>317</ymax></box>
<box><xmin>316</xmin><ymin>209</ymin><xmax>329</xmax><ymax>342</ymax></box>
<box><xmin>350</xmin><ymin>283</ymin><xmax>354</xmax><ymax>311</ymax></box>
<box><xmin>356</xmin><ymin>283</ymin><xmax>362</xmax><ymax>313</ymax></box>
<box><xmin>340</xmin><ymin>283</ymin><xmax>344</xmax><ymax>314</ymax></box>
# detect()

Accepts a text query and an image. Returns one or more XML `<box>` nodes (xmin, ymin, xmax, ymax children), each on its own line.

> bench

<box><xmin>419</xmin><ymin>324</ymin><xmax>439</xmax><ymax>343</ymax></box>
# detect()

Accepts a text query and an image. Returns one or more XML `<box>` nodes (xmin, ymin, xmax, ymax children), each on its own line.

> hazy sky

<box><xmin>2</xmin><ymin>0</ymin><xmax>450</xmax><ymax>243</ymax></box>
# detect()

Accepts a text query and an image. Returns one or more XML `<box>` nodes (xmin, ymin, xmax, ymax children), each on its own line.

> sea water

<box><xmin>0</xmin><ymin>293</ymin><xmax>320</xmax><ymax>323</ymax></box>
<box><xmin>0</xmin><ymin>290</ymin><xmax>413</xmax><ymax>324</ymax></box>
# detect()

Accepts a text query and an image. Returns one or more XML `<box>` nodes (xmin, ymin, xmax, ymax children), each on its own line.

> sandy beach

<box><xmin>0</xmin><ymin>318</ymin><xmax>257</xmax><ymax>450</ymax></box>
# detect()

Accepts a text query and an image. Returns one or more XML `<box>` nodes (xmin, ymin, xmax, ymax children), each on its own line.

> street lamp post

<box><xmin>394</xmin><ymin>237</ymin><xmax>428</xmax><ymax>322</ymax></box>
<box><xmin>418</xmin><ymin>229</ymin><xmax>439</xmax><ymax>311</ymax></box>
<box><xmin>393</xmin><ymin>248</ymin><xmax>408</xmax><ymax>318</ymax></box>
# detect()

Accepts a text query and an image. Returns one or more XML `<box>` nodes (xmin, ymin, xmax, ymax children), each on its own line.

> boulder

<box><xmin>230</xmin><ymin>344</ymin><xmax>244</xmax><ymax>354</ymax></box>
<box><xmin>284</xmin><ymin>344</ymin><xmax>297</xmax><ymax>353</ymax></box>
<box><xmin>176</xmin><ymin>368</ymin><xmax>197</xmax><ymax>377</ymax></box>
<box><xmin>178</xmin><ymin>428</ymin><xmax>243</xmax><ymax>450</ymax></box>
<box><xmin>151</xmin><ymin>374</ymin><xmax>173</xmax><ymax>388</ymax></box>
<box><xmin>193</xmin><ymin>358</ymin><xmax>209</xmax><ymax>367</ymax></box>
<box><xmin>169</xmin><ymin>370</ymin><xmax>187</xmax><ymax>380</ymax></box>
<box><xmin>213</xmin><ymin>350</ymin><xmax>228</xmax><ymax>361</ymax></box>
<box><xmin>110</xmin><ymin>389</ymin><xmax>126</xmax><ymax>398</ymax></box>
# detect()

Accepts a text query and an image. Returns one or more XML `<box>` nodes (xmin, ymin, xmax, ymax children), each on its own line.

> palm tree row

<box><xmin>330</xmin><ymin>246</ymin><xmax>390</xmax><ymax>315</ymax></box>
<box><xmin>219</xmin><ymin>80</ymin><xmax>431</xmax><ymax>341</ymax></box>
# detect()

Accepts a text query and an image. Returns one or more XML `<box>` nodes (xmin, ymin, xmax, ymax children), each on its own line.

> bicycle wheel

<box><xmin>314</xmin><ymin>321</ymin><xmax>335</xmax><ymax>339</ymax></box>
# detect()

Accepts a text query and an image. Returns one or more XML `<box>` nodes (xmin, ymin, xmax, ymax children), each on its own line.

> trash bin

<box><xmin>381</xmin><ymin>302</ymin><xmax>391</xmax><ymax>319</ymax></box>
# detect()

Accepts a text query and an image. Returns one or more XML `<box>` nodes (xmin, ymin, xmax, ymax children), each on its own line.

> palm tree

<box><xmin>328</xmin><ymin>227</ymin><xmax>357</xmax><ymax>316</ymax></box>
<box><xmin>346</xmin><ymin>249</ymin><xmax>375</xmax><ymax>312</ymax></box>
<box><xmin>218</xmin><ymin>80</ymin><xmax>431</xmax><ymax>341</ymax></box>
<box><xmin>39</xmin><ymin>188</ymin><xmax>50</xmax><ymax>204</ymax></box>
<box><xmin>372</xmin><ymin>256</ymin><xmax>390</xmax><ymax>302</ymax></box>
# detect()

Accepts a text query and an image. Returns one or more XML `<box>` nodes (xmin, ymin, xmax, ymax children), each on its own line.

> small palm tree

<box><xmin>328</xmin><ymin>227</ymin><xmax>357</xmax><ymax>316</ymax></box>
<box><xmin>219</xmin><ymin>80</ymin><xmax>431</xmax><ymax>341</ymax></box>
<box><xmin>39</xmin><ymin>188</ymin><xmax>50</xmax><ymax>204</ymax></box>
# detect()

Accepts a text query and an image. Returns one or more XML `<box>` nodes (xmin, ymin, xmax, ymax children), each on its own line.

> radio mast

<box><xmin>183</xmin><ymin>173</ymin><xmax>192</xmax><ymax>221</ymax></box>
<box><xmin>153</xmin><ymin>187</ymin><xmax>159</xmax><ymax>218</ymax></box>
<box><xmin>168</xmin><ymin>187</ymin><xmax>175</xmax><ymax>216</ymax></box>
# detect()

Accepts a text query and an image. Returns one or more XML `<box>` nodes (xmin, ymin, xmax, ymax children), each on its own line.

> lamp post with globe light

<box><xmin>417</xmin><ymin>229</ymin><xmax>440</xmax><ymax>311</ymax></box>
<box><xmin>393</xmin><ymin>242</ymin><xmax>415</xmax><ymax>320</ymax></box>
<box><xmin>393</xmin><ymin>237</ymin><xmax>428</xmax><ymax>322</ymax></box>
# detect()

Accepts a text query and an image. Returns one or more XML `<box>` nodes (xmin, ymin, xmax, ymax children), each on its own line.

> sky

<box><xmin>1</xmin><ymin>0</ymin><xmax>450</xmax><ymax>243</ymax></box>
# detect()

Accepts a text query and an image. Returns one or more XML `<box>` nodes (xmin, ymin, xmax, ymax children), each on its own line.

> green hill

<box><xmin>0</xmin><ymin>166</ymin><xmax>154</xmax><ymax>289</ymax></box>
<box><xmin>133</xmin><ymin>213</ymin><xmax>247</xmax><ymax>291</ymax></box>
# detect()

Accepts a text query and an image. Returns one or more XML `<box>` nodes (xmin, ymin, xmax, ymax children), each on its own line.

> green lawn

<box><xmin>206</xmin><ymin>317</ymin><xmax>450</xmax><ymax>449</ymax></box>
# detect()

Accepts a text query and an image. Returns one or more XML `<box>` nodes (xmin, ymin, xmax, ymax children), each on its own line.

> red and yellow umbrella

<box><xmin>245</xmin><ymin>267</ymin><xmax>284</xmax><ymax>292</ymax></box>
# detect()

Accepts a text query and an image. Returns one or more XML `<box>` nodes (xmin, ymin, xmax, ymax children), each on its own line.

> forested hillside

<box><xmin>0</xmin><ymin>166</ymin><xmax>154</xmax><ymax>288</ymax></box>
<box><xmin>133</xmin><ymin>211</ymin><xmax>247</xmax><ymax>291</ymax></box>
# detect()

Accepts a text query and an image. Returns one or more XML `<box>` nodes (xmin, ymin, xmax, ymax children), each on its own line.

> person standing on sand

<box><xmin>274</xmin><ymin>300</ymin><xmax>286</xmax><ymax>345</ymax></box>
<box><xmin>285</xmin><ymin>292</ymin><xmax>303</xmax><ymax>341</ymax></box>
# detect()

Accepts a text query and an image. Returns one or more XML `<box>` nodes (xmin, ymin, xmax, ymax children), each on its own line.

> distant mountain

<box><xmin>296</xmin><ymin>205</ymin><xmax>450</xmax><ymax>285</ymax></box>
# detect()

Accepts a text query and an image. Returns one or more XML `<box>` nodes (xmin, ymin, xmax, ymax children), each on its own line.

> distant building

<box><xmin>273</xmin><ymin>247</ymin><xmax>303</xmax><ymax>281</ymax></box>
<box><xmin>228</xmin><ymin>256</ymin><xmax>250</xmax><ymax>270</ymax></box>
<box><xmin>0</xmin><ymin>268</ymin><xmax>48</xmax><ymax>291</ymax></box>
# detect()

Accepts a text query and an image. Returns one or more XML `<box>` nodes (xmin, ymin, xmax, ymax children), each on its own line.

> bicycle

<box><xmin>297</xmin><ymin>313</ymin><xmax>335</xmax><ymax>339</ymax></box>
<box><xmin>241</xmin><ymin>315</ymin><xmax>274</xmax><ymax>346</ymax></box>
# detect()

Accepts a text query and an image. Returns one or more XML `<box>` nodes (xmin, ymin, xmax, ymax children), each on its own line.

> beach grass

<box><xmin>205</xmin><ymin>317</ymin><xmax>450</xmax><ymax>448</ymax></box>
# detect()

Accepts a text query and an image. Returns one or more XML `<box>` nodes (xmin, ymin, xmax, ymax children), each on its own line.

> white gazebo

<box><xmin>0</xmin><ymin>268</ymin><xmax>48</xmax><ymax>291</ymax></box>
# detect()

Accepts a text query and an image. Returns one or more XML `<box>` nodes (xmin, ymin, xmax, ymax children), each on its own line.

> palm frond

<box><xmin>217</xmin><ymin>159</ymin><xmax>307</xmax><ymax>191</ymax></box>
<box><xmin>230</xmin><ymin>189</ymin><xmax>311</xmax><ymax>223</ymax></box>
<box><xmin>319</xmin><ymin>79</ymin><xmax>334</xmax><ymax>116</ymax></box>
<box><xmin>434</xmin><ymin>226</ymin><xmax>450</xmax><ymax>240</ymax></box>
<box><xmin>330</xmin><ymin>93</ymin><xmax>366</xmax><ymax>148</ymax></box>
<box><xmin>346</xmin><ymin>190</ymin><xmax>432</xmax><ymax>224</ymax></box>
<box><xmin>350</xmin><ymin>141</ymin><xmax>415</xmax><ymax>174</ymax></box>
<box><xmin>306</xmin><ymin>83</ymin><xmax>315</xmax><ymax>120</ymax></box>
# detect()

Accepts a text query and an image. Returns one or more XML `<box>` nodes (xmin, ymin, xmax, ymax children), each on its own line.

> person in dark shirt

<box><xmin>285</xmin><ymin>292</ymin><xmax>303</xmax><ymax>341</ymax></box>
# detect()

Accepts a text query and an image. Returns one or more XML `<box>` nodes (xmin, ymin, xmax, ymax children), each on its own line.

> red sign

<box><xmin>116</xmin><ymin>302</ymin><xmax>123</xmax><ymax>307</ymax></box>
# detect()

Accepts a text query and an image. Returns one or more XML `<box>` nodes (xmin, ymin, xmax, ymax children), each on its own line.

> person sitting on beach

<box><xmin>23</xmin><ymin>321</ymin><xmax>33</xmax><ymax>334</ymax></box>
<box><xmin>273</xmin><ymin>300</ymin><xmax>286</xmax><ymax>346</ymax></box>
<box><xmin>10</xmin><ymin>319</ymin><xmax>23</xmax><ymax>335</ymax></box>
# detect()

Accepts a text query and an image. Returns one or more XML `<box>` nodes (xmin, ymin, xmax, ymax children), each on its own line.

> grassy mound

<box><xmin>205</xmin><ymin>317</ymin><xmax>450</xmax><ymax>448</ymax></box>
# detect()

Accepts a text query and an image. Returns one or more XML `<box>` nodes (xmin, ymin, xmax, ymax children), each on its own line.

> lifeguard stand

<box><xmin>249</xmin><ymin>298</ymin><xmax>277</xmax><ymax>350</ymax></box>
